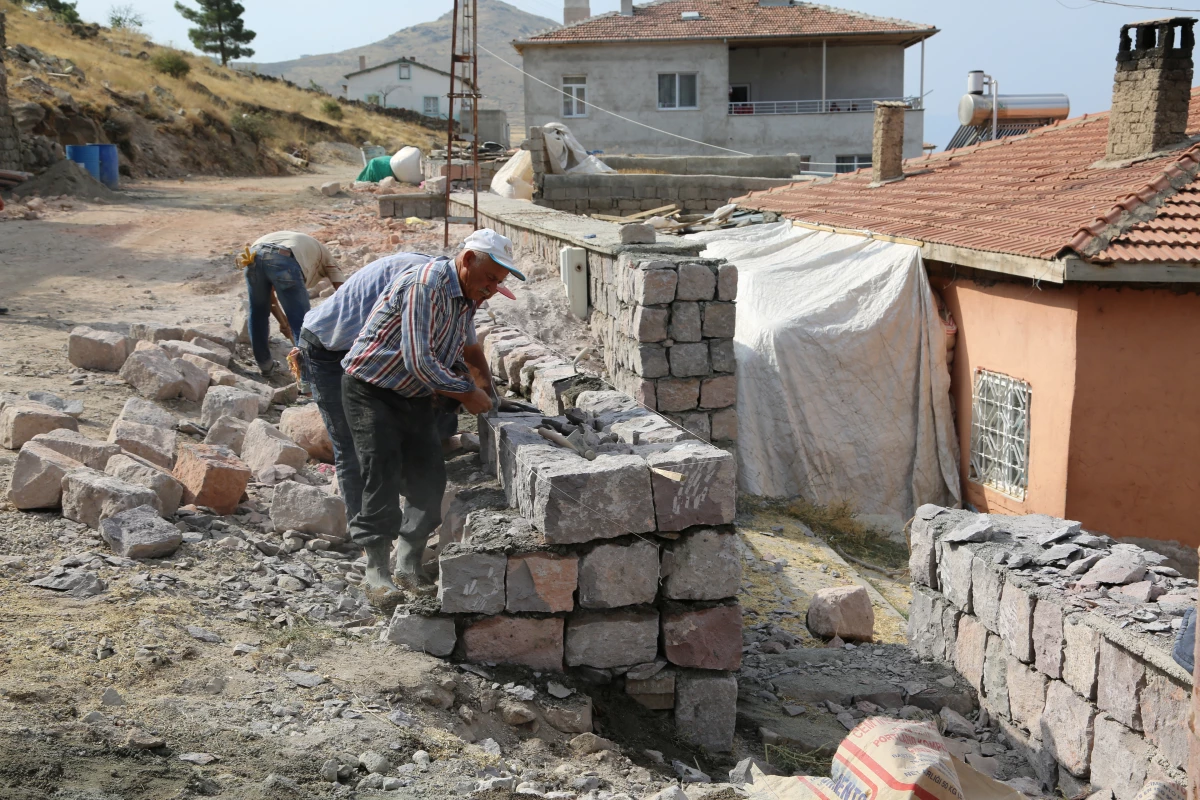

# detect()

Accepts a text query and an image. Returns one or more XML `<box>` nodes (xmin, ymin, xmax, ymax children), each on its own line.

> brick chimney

<box><xmin>564</xmin><ymin>0</ymin><xmax>590</xmax><ymax>25</ymax></box>
<box><xmin>871</xmin><ymin>101</ymin><xmax>907</xmax><ymax>184</ymax></box>
<box><xmin>1106</xmin><ymin>18</ymin><xmax>1196</xmax><ymax>161</ymax></box>
<box><xmin>358</xmin><ymin>55</ymin><xmax>367</xmax><ymax>71</ymax></box>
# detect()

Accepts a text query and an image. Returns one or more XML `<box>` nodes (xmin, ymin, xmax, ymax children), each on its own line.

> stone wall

<box><xmin>0</xmin><ymin>12</ymin><xmax>23</xmax><ymax>172</ymax></box>
<box><xmin>385</xmin><ymin>324</ymin><xmax>742</xmax><ymax>752</ymax></box>
<box><xmin>908</xmin><ymin>506</ymin><xmax>1194</xmax><ymax>799</ymax></box>
<box><xmin>1106</xmin><ymin>19</ymin><xmax>1195</xmax><ymax>161</ymax></box>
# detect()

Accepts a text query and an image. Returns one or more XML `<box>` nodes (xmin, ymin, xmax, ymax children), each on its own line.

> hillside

<box><xmin>250</xmin><ymin>0</ymin><xmax>558</xmax><ymax>126</ymax></box>
<box><xmin>2</xmin><ymin>0</ymin><xmax>440</xmax><ymax>179</ymax></box>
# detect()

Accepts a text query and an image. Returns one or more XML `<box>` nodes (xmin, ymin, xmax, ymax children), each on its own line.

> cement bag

<box><xmin>747</xmin><ymin>718</ymin><xmax>1025</xmax><ymax>800</ymax></box>
<box><xmin>389</xmin><ymin>146</ymin><xmax>422</xmax><ymax>184</ymax></box>
<box><xmin>542</xmin><ymin>122</ymin><xmax>590</xmax><ymax>173</ymax></box>
<box><xmin>490</xmin><ymin>150</ymin><xmax>534</xmax><ymax>201</ymax></box>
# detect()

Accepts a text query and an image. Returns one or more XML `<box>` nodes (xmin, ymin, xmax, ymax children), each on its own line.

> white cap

<box><xmin>463</xmin><ymin>228</ymin><xmax>526</xmax><ymax>281</ymax></box>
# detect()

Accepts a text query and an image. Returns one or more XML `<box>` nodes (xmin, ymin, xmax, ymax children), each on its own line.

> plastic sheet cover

<box><xmin>687</xmin><ymin>222</ymin><xmax>960</xmax><ymax>518</ymax></box>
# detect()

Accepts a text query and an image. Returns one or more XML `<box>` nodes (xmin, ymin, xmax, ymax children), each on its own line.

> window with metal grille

<box><xmin>562</xmin><ymin>76</ymin><xmax>587</xmax><ymax>118</ymax></box>
<box><xmin>969</xmin><ymin>369</ymin><xmax>1031</xmax><ymax>500</ymax></box>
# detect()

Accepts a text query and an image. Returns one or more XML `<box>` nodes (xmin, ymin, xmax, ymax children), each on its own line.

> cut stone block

<box><xmin>1041</xmin><ymin>680</ymin><xmax>1095</xmax><ymax>777</ymax></box>
<box><xmin>130</xmin><ymin>323</ymin><xmax>183</xmax><ymax>342</ymax></box>
<box><xmin>710</xmin><ymin>408</ymin><xmax>737</xmax><ymax>441</ymax></box>
<box><xmin>971</xmin><ymin>556</ymin><xmax>1004</xmax><ymax>633</ymax></box>
<box><xmin>699</xmin><ymin>375</ymin><xmax>736</xmax><ymax>409</ymax></box>
<box><xmin>61</xmin><ymin>469</ymin><xmax>160</xmax><ymax>529</ymax></box>
<box><xmin>115</xmin><ymin>397</ymin><xmax>175</xmax><ymax>429</ymax></box>
<box><xmin>630</xmin><ymin>268</ymin><xmax>677</xmax><ymax>306</ymax></box>
<box><xmin>938</xmin><ymin>541</ymin><xmax>974</xmax><ymax>613</ymax></box>
<box><xmin>384</xmin><ymin>611</ymin><xmax>456</xmax><ymax>657</ymax></box>
<box><xmin>578</xmin><ymin>539</ymin><xmax>660</xmax><ymax>609</ymax></box>
<box><xmin>1</xmin><ymin>403</ymin><xmax>79</xmax><ymax>450</ymax></box>
<box><xmin>661</xmin><ymin>529</ymin><xmax>740</xmax><ymax>601</ymax></box>
<box><xmin>8</xmin><ymin>442</ymin><xmax>83</xmax><ymax>509</ymax></box>
<box><xmin>1090</xmin><ymin>715</ymin><xmax>1152</xmax><ymax>800</ymax></box>
<box><xmin>565</xmin><ymin>610</ymin><xmax>659</xmax><ymax>669</ymax></box>
<box><xmin>270</xmin><ymin>480</ymin><xmax>347</xmax><ymax>539</ymax></box>
<box><xmin>184</xmin><ymin>324</ymin><xmax>237</xmax><ymax>350</ymax></box>
<box><xmin>100</xmin><ymin>504</ymin><xmax>183</xmax><ymax>559</ymax></box>
<box><xmin>662</xmin><ymin>604</ymin><xmax>742</xmax><ymax>671</ymax></box>
<box><xmin>68</xmin><ymin>326</ymin><xmax>129</xmax><ymax>371</ymax></box>
<box><xmin>981</xmin><ymin>633</ymin><xmax>1009</xmax><ymax>719</ymax></box>
<box><xmin>908</xmin><ymin>506</ymin><xmax>944</xmax><ymax>589</ymax></box>
<box><xmin>644</xmin><ymin>442</ymin><xmax>736</xmax><ymax>531</ymax></box>
<box><xmin>1032</xmin><ymin>600</ymin><xmax>1064</xmax><ymax>679</ymax></box>
<box><xmin>30</xmin><ymin>429</ymin><xmax>120</xmax><ymax>470</ymax></box>
<box><xmin>655</xmin><ymin>379</ymin><xmax>700</xmax><ymax>412</ymax></box>
<box><xmin>190</xmin><ymin>338</ymin><xmax>232</xmax><ymax>361</ymax></box>
<box><xmin>242</xmin><ymin>419</ymin><xmax>308</xmax><ymax>480</ymax></box>
<box><xmin>505</xmin><ymin>553</ymin><xmax>578</xmax><ymax>614</ymax></box>
<box><xmin>1006</xmin><ymin>656</ymin><xmax>1048</xmax><ymax>735</ymax></box>
<box><xmin>119</xmin><ymin>347</ymin><xmax>185</xmax><ymax>400</ymax></box>
<box><xmin>675</xmin><ymin>262</ymin><xmax>716</xmax><ymax>301</ymax></box>
<box><xmin>668</xmin><ymin>302</ymin><xmax>701</xmax><ymax>342</ymax></box>
<box><xmin>200</xmin><ymin>386</ymin><xmax>261</xmax><ymax>428</ymax></box>
<box><xmin>1097</xmin><ymin>637</ymin><xmax>1145</xmax><ymax>731</ymax></box>
<box><xmin>279</xmin><ymin>405</ymin><xmax>334</xmax><ymax>463</ymax></box>
<box><xmin>807</xmin><ymin>585</ymin><xmax>875</xmax><ymax>642</ymax></box>
<box><xmin>998</xmin><ymin>579</ymin><xmax>1036</xmax><ymax>663</ymax></box>
<box><xmin>203</xmin><ymin>415</ymin><xmax>249</xmax><ymax>455</ymax></box>
<box><xmin>160</xmin><ymin>339</ymin><xmax>231</xmax><ymax>367</ymax></box>
<box><xmin>1063</xmin><ymin>616</ymin><xmax>1100</xmax><ymax>700</ymax></box>
<box><xmin>906</xmin><ymin>585</ymin><xmax>945</xmax><ymax>660</ymax></box>
<box><xmin>701</xmin><ymin>302</ymin><xmax>736</xmax><ymax>339</ymax></box>
<box><xmin>233</xmin><ymin>378</ymin><xmax>273</xmax><ymax>414</ymax></box>
<box><xmin>438</xmin><ymin>550</ymin><xmax>506</xmax><ymax>614</ymax></box>
<box><xmin>675</xmin><ymin>670</ymin><xmax>737</xmax><ymax>752</ymax></box>
<box><xmin>462</xmin><ymin>615</ymin><xmax>564</xmax><ymax>672</ymax></box>
<box><xmin>108</xmin><ymin>421</ymin><xmax>177</xmax><ymax>469</ymax></box>
<box><xmin>955</xmin><ymin>614</ymin><xmax>987</xmax><ymax>693</ymax></box>
<box><xmin>1139</xmin><ymin>667</ymin><xmax>1189</xmax><ymax>770</ymax></box>
<box><xmin>529</xmin><ymin>365</ymin><xmax>578</xmax><ymax>415</ymax></box>
<box><xmin>668</xmin><ymin>342</ymin><xmax>709</xmax><ymax>377</ymax></box>
<box><xmin>172</xmin><ymin>444</ymin><xmax>251</xmax><ymax>515</ymax></box>
<box><xmin>717</xmin><ymin>262</ymin><xmax>738</xmax><ymax>301</ymax></box>
<box><xmin>171</xmin><ymin>357</ymin><xmax>210</xmax><ymax>403</ymax></box>
<box><xmin>522</xmin><ymin>452</ymin><xmax>655</xmax><ymax>545</ymax></box>
<box><xmin>105</xmin><ymin>453</ymin><xmax>183</xmax><ymax>516</ymax></box>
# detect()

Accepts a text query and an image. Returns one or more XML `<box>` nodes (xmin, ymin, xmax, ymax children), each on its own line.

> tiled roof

<box><xmin>516</xmin><ymin>0</ymin><xmax>935</xmax><ymax>47</ymax></box>
<box><xmin>737</xmin><ymin>91</ymin><xmax>1200</xmax><ymax>265</ymax></box>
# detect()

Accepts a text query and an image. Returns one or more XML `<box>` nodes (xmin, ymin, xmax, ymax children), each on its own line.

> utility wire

<box><xmin>1063</xmin><ymin>0</ymin><xmax>1200</xmax><ymax>10</ymax></box>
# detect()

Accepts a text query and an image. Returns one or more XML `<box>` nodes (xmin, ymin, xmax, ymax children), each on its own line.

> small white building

<box><xmin>340</xmin><ymin>56</ymin><xmax>476</xmax><ymax>119</ymax></box>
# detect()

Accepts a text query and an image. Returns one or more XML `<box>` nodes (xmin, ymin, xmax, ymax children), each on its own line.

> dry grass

<box><xmin>615</xmin><ymin>168</ymin><xmax>668</xmax><ymax>174</ymax></box>
<box><xmin>740</xmin><ymin>494</ymin><xmax>909</xmax><ymax>571</ymax></box>
<box><xmin>3</xmin><ymin>1</ymin><xmax>439</xmax><ymax>153</ymax></box>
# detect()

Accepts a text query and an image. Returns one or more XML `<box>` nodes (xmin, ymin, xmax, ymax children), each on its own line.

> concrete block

<box><xmin>675</xmin><ymin>263</ymin><xmax>716</xmax><ymax>301</ymax></box>
<box><xmin>663</xmin><ymin>605</ymin><xmax>742</xmax><ymax>671</ymax></box>
<box><xmin>119</xmin><ymin>347</ymin><xmax>185</xmax><ymax>400</ymax></box>
<box><xmin>668</xmin><ymin>302</ymin><xmax>701</xmax><ymax>342</ymax></box>
<box><xmin>669</xmin><ymin>342</ymin><xmax>709</xmax><ymax>377</ymax></box>
<box><xmin>971</xmin><ymin>556</ymin><xmax>1003</xmax><ymax>633</ymax></box>
<box><xmin>938</xmin><ymin>541</ymin><xmax>974</xmax><ymax>613</ymax></box>
<box><xmin>1032</xmin><ymin>600</ymin><xmax>1064</xmax><ymax>679</ymax></box>
<box><xmin>279</xmin><ymin>405</ymin><xmax>334</xmax><ymax>463</ymax></box>
<box><xmin>699</xmin><ymin>375</ymin><xmax>737</xmax><ymax>409</ymax></box>
<box><xmin>100</xmin><ymin>504</ymin><xmax>183</xmax><ymax>559</ymax></box>
<box><xmin>1090</xmin><ymin>715</ymin><xmax>1153</xmax><ymax>800</ymax></box>
<box><xmin>385</xmin><ymin>611</ymin><xmax>456</xmax><ymax>657</ymax></box>
<box><xmin>68</xmin><ymin>326</ymin><xmax>129</xmax><ymax>371</ymax></box>
<box><xmin>200</xmin><ymin>386</ymin><xmax>260</xmax><ymax>428</ymax></box>
<box><xmin>675</xmin><ymin>671</ymin><xmax>737</xmax><ymax>752</ymax></box>
<box><xmin>438</xmin><ymin>550</ymin><xmax>506</xmax><ymax>614</ymax></box>
<box><xmin>105</xmin><ymin>453</ymin><xmax>183</xmax><ymax>516</ymax></box>
<box><xmin>7</xmin><ymin>441</ymin><xmax>83</xmax><ymax>509</ymax></box>
<box><xmin>710</xmin><ymin>408</ymin><xmax>737</xmax><ymax>441</ymax></box>
<box><xmin>171</xmin><ymin>357</ymin><xmax>210</xmax><ymax>403</ymax></box>
<box><xmin>717</xmin><ymin>263</ymin><xmax>738</xmax><ymax>301</ymax></box>
<box><xmin>955</xmin><ymin>614</ymin><xmax>987</xmax><ymax>693</ymax></box>
<box><xmin>709</xmin><ymin>339</ymin><xmax>735</xmax><ymax>373</ymax></box>
<box><xmin>525</xmin><ymin>453</ymin><xmax>655</xmax><ymax>545</ymax></box>
<box><xmin>578</xmin><ymin>539</ymin><xmax>659</xmax><ymax>609</ymax></box>
<box><xmin>1097</xmin><ymin>638</ymin><xmax>1145</xmax><ymax>731</ymax></box>
<box><xmin>645</xmin><ymin>442</ymin><xmax>736</xmax><ymax>530</ymax></box>
<box><xmin>62</xmin><ymin>469</ymin><xmax>160</xmax><ymax>529</ymax></box>
<box><xmin>1006</xmin><ymin>656</ymin><xmax>1048</xmax><ymax>735</ymax></box>
<box><xmin>505</xmin><ymin>553</ymin><xmax>577</xmax><ymax>613</ymax></box>
<box><xmin>130</xmin><ymin>323</ymin><xmax>184</xmax><ymax>342</ymax></box>
<box><xmin>565</xmin><ymin>610</ymin><xmax>659</xmax><ymax>668</ymax></box>
<box><xmin>204</xmin><ymin>415</ymin><xmax>249</xmax><ymax>455</ymax></box>
<box><xmin>631</xmin><ymin>269</ymin><xmax>677</xmax><ymax>305</ymax></box>
<box><xmin>108</xmin><ymin>420</ymin><xmax>176</xmax><ymax>469</ymax></box>
<box><xmin>662</xmin><ymin>528</ymin><xmax>740</xmax><ymax>600</ymax></box>
<box><xmin>30</xmin><ymin>429</ymin><xmax>120</xmax><ymax>470</ymax></box>
<box><xmin>1041</xmin><ymin>680</ymin><xmax>1095</xmax><ymax>777</ymax></box>
<box><xmin>701</xmin><ymin>302</ymin><xmax>736</xmax><ymax>338</ymax></box>
<box><xmin>998</xmin><ymin>579</ymin><xmax>1036</xmax><ymax>663</ymax></box>
<box><xmin>270</xmin><ymin>480</ymin><xmax>347</xmax><ymax>539</ymax></box>
<box><xmin>1063</xmin><ymin>616</ymin><xmax>1100</xmax><ymax>700</ymax></box>
<box><xmin>982</xmin><ymin>633</ymin><xmax>1009</xmax><ymax>719</ymax></box>
<box><xmin>242</xmin><ymin>419</ymin><xmax>308</xmax><ymax>480</ymax></box>
<box><xmin>172</xmin><ymin>444</ymin><xmax>251</xmax><ymax>515</ymax></box>
<box><xmin>1</xmin><ymin>403</ymin><xmax>78</xmax><ymax>450</ymax></box>
<box><xmin>462</xmin><ymin>616</ymin><xmax>564</xmax><ymax>672</ymax></box>
<box><xmin>1139</xmin><ymin>667</ymin><xmax>1189</xmax><ymax>770</ymax></box>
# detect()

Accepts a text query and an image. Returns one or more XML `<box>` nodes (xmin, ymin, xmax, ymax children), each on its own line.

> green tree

<box><xmin>173</xmin><ymin>0</ymin><xmax>255</xmax><ymax>67</ymax></box>
<box><xmin>42</xmin><ymin>0</ymin><xmax>82</xmax><ymax>24</ymax></box>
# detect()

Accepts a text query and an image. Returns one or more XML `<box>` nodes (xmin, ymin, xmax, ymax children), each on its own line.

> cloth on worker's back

<box><xmin>245</xmin><ymin>247</ymin><xmax>310</xmax><ymax>368</ymax></box>
<box><xmin>357</xmin><ymin>156</ymin><xmax>397</xmax><ymax>183</ymax></box>
<box><xmin>252</xmin><ymin>231</ymin><xmax>343</xmax><ymax>288</ymax></box>
<box><xmin>300</xmin><ymin>333</ymin><xmax>363</xmax><ymax>521</ymax></box>
<box><xmin>687</xmin><ymin>222</ymin><xmax>961</xmax><ymax>518</ymax></box>
<box><xmin>342</xmin><ymin>258</ymin><xmax>477</xmax><ymax>397</ymax></box>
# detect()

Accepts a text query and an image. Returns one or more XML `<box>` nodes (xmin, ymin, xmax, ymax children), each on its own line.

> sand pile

<box><xmin>11</xmin><ymin>158</ymin><xmax>120</xmax><ymax>202</ymax></box>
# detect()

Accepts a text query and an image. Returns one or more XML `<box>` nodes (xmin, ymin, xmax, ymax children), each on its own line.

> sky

<box><xmin>69</xmin><ymin>0</ymin><xmax>1180</xmax><ymax>149</ymax></box>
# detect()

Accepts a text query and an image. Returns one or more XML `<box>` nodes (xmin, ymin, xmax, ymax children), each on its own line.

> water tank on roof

<box><xmin>958</xmin><ymin>93</ymin><xmax>1070</xmax><ymax>126</ymax></box>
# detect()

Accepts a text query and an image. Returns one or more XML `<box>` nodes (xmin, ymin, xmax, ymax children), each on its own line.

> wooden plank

<box><xmin>623</xmin><ymin>203</ymin><xmax>679</xmax><ymax>221</ymax></box>
<box><xmin>591</xmin><ymin>213</ymin><xmax>628</xmax><ymax>222</ymax></box>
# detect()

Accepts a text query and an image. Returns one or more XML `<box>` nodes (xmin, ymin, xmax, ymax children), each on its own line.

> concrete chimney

<box><xmin>564</xmin><ymin>0</ymin><xmax>590</xmax><ymax>25</ymax></box>
<box><xmin>358</xmin><ymin>55</ymin><xmax>366</xmax><ymax>71</ymax></box>
<box><xmin>871</xmin><ymin>101</ymin><xmax>907</xmax><ymax>184</ymax></box>
<box><xmin>1106</xmin><ymin>18</ymin><xmax>1195</xmax><ymax>161</ymax></box>
<box><xmin>620</xmin><ymin>0</ymin><xmax>633</xmax><ymax>16</ymax></box>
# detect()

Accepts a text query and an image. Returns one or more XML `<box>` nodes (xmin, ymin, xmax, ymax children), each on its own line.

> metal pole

<box><xmin>444</xmin><ymin>0</ymin><xmax>460</xmax><ymax>247</ymax></box>
<box><xmin>919</xmin><ymin>39</ymin><xmax>925</xmax><ymax>110</ymax></box>
<box><xmin>471</xmin><ymin>0</ymin><xmax>479</xmax><ymax>230</ymax></box>
<box><xmin>990</xmin><ymin>75</ymin><xmax>998</xmax><ymax>142</ymax></box>
<box><xmin>821</xmin><ymin>39</ymin><xmax>826</xmax><ymax>113</ymax></box>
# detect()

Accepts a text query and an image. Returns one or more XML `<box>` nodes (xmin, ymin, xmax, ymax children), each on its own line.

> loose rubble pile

<box><xmin>909</xmin><ymin>506</ymin><xmax>1194</xmax><ymax>800</ymax></box>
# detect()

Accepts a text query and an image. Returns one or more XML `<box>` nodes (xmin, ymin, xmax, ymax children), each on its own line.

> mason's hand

<box><xmin>461</xmin><ymin>388</ymin><xmax>493</xmax><ymax>415</ymax></box>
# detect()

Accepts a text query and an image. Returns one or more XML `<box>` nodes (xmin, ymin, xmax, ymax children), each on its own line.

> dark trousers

<box><xmin>299</xmin><ymin>331</ymin><xmax>362</xmax><ymax>521</ymax></box>
<box><xmin>245</xmin><ymin>246</ymin><xmax>310</xmax><ymax>369</ymax></box>
<box><xmin>341</xmin><ymin>374</ymin><xmax>445</xmax><ymax>548</ymax></box>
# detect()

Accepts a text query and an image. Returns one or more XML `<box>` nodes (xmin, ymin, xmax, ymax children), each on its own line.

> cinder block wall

<box><xmin>909</xmin><ymin>506</ymin><xmax>1193</xmax><ymax>799</ymax></box>
<box><xmin>0</xmin><ymin>13</ymin><xmax>23</xmax><ymax>172</ymax></box>
<box><xmin>377</xmin><ymin>193</ymin><xmax>443</xmax><ymax>219</ymax></box>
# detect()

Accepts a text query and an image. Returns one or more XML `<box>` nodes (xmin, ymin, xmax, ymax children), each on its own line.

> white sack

<box><xmin>570</xmin><ymin>154</ymin><xmax>615</xmax><ymax>174</ymax></box>
<box><xmin>490</xmin><ymin>150</ymin><xmax>534</xmax><ymax>201</ymax></box>
<box><xmin>688</xmin><ymin>222</ymin><xmax>960</xmax><ymax>517</ymax></box>
<box><xmin>389</xmin><ymin>146</ymin><xmax>422</xmax><ymax>184</ymax></box>
<box><xmin>540</xmin><ymin>122</ymin><xmax>613</xmax><ymax>174</ymax></box>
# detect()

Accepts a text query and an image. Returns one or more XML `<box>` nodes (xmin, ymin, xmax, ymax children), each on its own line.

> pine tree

<box><xmin>173</xmin><ymin>0</ymin><xmax>255</xmax><ymax>67</ymax></box>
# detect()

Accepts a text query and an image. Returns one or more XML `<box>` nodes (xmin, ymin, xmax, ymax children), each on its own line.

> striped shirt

<box><xmin>342</xmin><ymin>257</ymin><xmax>477</xmax><ymax>396</ymax></box>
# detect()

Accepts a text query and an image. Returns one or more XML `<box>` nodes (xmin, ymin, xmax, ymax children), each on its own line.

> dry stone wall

<box><xmin>0</xmin><ymin>12</ymin><xmax>23</xmax><ymax>171</ymax></box>
<box><xmin>908</xmin><ymin>505</ymin><xmax>1194</xmax><ymax>799</ymax></box>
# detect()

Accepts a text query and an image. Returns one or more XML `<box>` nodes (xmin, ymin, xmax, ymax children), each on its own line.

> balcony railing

<box><xmin>727</xmin><ymin>96</ymin><xmax>921</xmax><ymax>116</ymax></box>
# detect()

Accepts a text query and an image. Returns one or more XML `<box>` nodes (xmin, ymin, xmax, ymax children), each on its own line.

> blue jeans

<box><xmin>300</xmin><ymin>332</ymin><xmax>363</xmax><ymax>521</ymax></box>
<box><xmin>246</xmin><ymin>246</ymin><xmax>310</xmax><ymax>369</ymax></box>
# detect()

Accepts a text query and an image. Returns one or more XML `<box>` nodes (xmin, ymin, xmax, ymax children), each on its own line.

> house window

<box><xmin>423</xmin><ymin>96</ymin><xmax>440</xmax><ymax>116</ymax></box>
<box><xmin>398</xmin><ymin>63</ymin><xmax>411</xmax><ymax>80</ymax></box>
<box><xmin>835</xmin><ymin>154</ymin><xmax>872</xmax><ymax>173</ymax></box>
<box><xmin>969</xmin><ymin>369</ymin><xmax>1031</xmax><ymax>500</ymax></box>
<box><xmin>365</xmin><ymin>93</ymin><xmax>381</xmax><ymax>106</ymax></box>
<box><xmin>658</xmin><ymin>73</ymin><xmax>698</xmax><ymax>110</ymax></box>
<box><xmin>563</xmin><ymin>76</ymin><xmax>587</xmax><ymax>118</ymax></box>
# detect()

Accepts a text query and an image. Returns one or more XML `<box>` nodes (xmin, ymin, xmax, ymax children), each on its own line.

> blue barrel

<box><xmin>92</xmin><ymin>143</ymin><xmax>120</xmax><ymax>189</ymax></box>
<box><xmin>65</xmin><ymin>144</ymin><xmax>101</xmax><ymax>182</ymax></box>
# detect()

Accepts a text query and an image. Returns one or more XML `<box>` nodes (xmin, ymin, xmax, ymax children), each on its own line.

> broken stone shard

<box><xmin>100</xmin><ymin>504</ymin><xmax>184</xmax><ymax>559</ymax></box>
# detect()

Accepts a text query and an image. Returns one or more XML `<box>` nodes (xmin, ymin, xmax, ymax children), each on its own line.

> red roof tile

<box><xmin>516</xmin><ymin>0</ymin><xmax>935</xmax><ymax>47</ymax></box>
<box><xmin>737</xmin><ymin>91</ymin><xmax>1200</xmax><ymax>265</ymax></box>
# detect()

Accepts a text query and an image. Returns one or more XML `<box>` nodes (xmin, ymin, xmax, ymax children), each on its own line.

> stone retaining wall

<box><xmin>0</xmin><ymin>13</ymin><xmax>23</xmax><ymax>172</ymax></box>
<box><xmin>908</xmin><ymin>506</ymin><xmax>1195</xmax><ymax>799</ymax></box>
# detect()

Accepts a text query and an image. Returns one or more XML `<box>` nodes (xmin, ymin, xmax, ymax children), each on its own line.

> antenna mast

<box><xmin>444</xmin><ymin>0</ymin><xmax>481</xmax><ymax>246</ymax></box>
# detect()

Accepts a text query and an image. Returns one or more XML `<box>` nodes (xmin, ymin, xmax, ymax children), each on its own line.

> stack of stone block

<box><xmin>588</xmin><ymin>252</ymin><xmax>737</xmax><ymax>443</ymax></box>
<box><xmin>908</xmin><ymin>506</ymin><xmax>1194</xmax><ymax>800</ymax></box>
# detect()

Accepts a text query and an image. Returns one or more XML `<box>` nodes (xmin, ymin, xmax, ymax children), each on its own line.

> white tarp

<box><xmin>687</xmin><ymin>222</ymin><xmax>961</xmax><ymax>518</ymax></box>
<box><xmin>542</xmin><ymin>122</ymin><xmax>615</xmax><ymax>175</ymax></box>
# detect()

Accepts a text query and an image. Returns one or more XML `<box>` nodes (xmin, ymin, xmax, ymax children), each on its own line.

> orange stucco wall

<box><xmin>931</xmin><ymin>275</ymin><xmax>1079</xmax><ymax>518</ymax></box>
<box><xmin>1066</xmin><ymin>286</ymin><xmax>1200</xmax><ymax>547</ymax></box>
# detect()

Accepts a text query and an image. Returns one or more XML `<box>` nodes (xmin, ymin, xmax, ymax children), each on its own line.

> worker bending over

<box><xmin>341</xmin><ymin>229</ymin><xmax>523</xmax><ymax>593</ymax></box>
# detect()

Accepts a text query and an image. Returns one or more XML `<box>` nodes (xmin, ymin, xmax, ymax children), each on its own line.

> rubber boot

<box><xmin>393</xmin><ymin>534</ymin><xmax>436</xmax><ymax>597</ymax></box>
<box><xmin>362</xmin><ymin>538</ymin><xmax>398</xmax><ymax>593</ymax></box>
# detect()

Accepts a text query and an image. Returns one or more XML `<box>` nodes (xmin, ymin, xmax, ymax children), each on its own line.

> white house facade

<box><xmin>341</xmin><ymin>57</ymin><xmax>474</xmax><ymax>119</ymax></box>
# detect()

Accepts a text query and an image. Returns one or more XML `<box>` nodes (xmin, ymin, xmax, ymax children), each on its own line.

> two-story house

<box><xmin>341</xmin><ymin>56</ymin><xmax>474</xmax><ymax>120</ymax></box>
<box><xmin>514</xmin><ymin>0</ymin><xmax>937</xmax><ymax>168</ymax></box>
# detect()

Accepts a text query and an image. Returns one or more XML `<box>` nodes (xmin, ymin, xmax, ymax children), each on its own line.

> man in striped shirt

<box><xmin>341</xmin><ymin>229</ymin><xmax>524</xmax><ymax>594</ymax></box>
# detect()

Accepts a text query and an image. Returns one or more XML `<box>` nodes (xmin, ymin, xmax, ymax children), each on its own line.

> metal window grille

<box><xmin>969</xmin><ymin>369</ymin><xmax>1031</xmax><ymax>500</ymax></box>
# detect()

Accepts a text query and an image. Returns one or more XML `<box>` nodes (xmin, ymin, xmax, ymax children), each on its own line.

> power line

<box><xmin>1064</xmin><ymin>0</ymin><xmax>1200</xmax><ymax>10</ymax></box>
